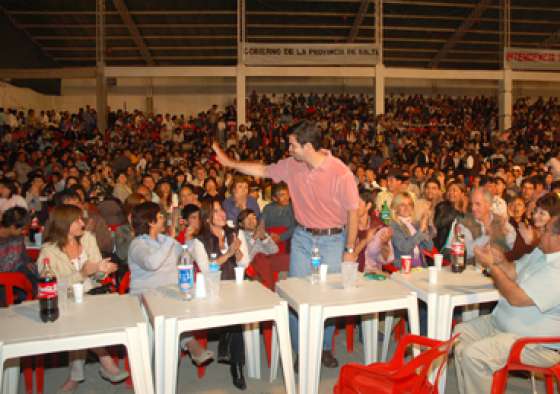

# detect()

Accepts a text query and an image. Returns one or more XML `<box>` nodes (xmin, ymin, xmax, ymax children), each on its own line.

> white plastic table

<box><xmin>142</xmin><ymin>280</ymin><xmax>295</xmax><ymax>394</ymax></box>
<box><xmin>275</xmin><ymin>274</ymin><xmax>420</xmax><ymax>394</ymax></box>
<box><xmin>392</xmin><ymin>266</ymin><xmax>500</xmax><ymax>392</ymax></box>
<box><xmin>0</xmin><ymin>293</ymin><xmax>153</xmax><ymax>394</ymax></box>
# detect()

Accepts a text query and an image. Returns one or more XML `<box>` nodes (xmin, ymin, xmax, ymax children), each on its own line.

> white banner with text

<box><xmin>504</xmin><ymin>47</ymin><xmax>560</xmax><ymax>71</ymax></box>
<box><xmin>244</xmin><ymin>43</ymin><xmax>379</xmax><ymax>66</ymax></box>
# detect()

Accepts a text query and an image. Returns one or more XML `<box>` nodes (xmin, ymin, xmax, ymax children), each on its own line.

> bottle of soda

<box><xmin>451</xmin><ymin>223</ymin><xmax>465</xmax><ymax>273</ymax></box>
<box><xmin>381</xmin><ymin>201</ymin><xmax>392</xmax><ymax>225</ymax></box>
<box><xmin>178</xmin><ymin>244</ymin><xmax>194</xmax><ymax>301</ymax></box>
<box><xmin>310</xmin><ymin>240</ymin><xmax>321</xmax><ymax>285</ymax></box>
<box><xmin>38</xmin><ymin>258</ymin><xmax>59</xmax><ymax>322</ymax></box>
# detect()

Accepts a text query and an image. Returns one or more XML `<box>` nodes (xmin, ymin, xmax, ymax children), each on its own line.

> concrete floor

<box><xmin>18</xmin><ymin>331</ymin><xmax>543</xmax><ymax>394</ymax></box>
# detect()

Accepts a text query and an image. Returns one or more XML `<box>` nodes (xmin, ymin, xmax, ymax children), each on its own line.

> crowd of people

<box><xmin>1</xmin><ymin>92</ymin><xmax>560</xmax><ymax>393</ymax></box>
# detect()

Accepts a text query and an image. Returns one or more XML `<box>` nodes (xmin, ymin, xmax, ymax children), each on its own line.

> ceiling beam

<box><xmin>0</xmin><ymin>5</ymin><xmax>59</xmax><ymax>66</ymax></box>
<box><xmin>0</xmin><ymin>67</ymin><xmax>96</xmax><ymax>79</ymax></box>
<box><xmin>429</xmin><ymin>0</ymin><xmax>494</xmax><ymax>68</ymax></box>
<box><xmin>348</xmin><ymin>0</ymin><xmax>370</xmax><ymax>42</ymax></box>
<box><xmin>111</xmin><ymin>0</ymin><xmax>155</xmax><ymax>65</ymax></box>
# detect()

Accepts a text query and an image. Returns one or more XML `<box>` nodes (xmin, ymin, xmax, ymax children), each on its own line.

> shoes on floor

<box><xmin>98</xmin><ymin>367</ymin><xmax>129</xmax><ymax>384</ymax></box>
<box><xmin>191</xmin><ymin>349</ymin><xmax>215</xmax><ymax>366</ymax></box>
<box><xmin>321</xmin><ymin>350</ymin><xmax>339</xmax><ymax>368</ymax></box>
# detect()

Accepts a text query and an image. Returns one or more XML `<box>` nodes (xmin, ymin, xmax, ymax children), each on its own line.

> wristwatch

<box><xmin>344</xmin><ymin>246</ymin><xmax>355</xmax><ymax>254</ymax></box>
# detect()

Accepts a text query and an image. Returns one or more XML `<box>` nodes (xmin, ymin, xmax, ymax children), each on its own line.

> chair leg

<box><xmin>545</xmin><ymin>374</ymin><xmax>555</xmax><ymax>394</ymax></box>
<box><xmin>490</xmin><ymin>370</ymin><xmax>509</xmax><ymax>394</ymax></box>
<box><xmin>36</xmin><ymin>355</ymin><xmax>44</xmax><ymax>394</ymax></box>
<box><xmin>262</xmin><ymin>321</ymin><xmax>273</xmax><ymax>368</ymax></box>
<box><xmin>345</xmin><ymin>316</ymin><xmax>355</xmax><ymax>353</ymax></box>
<box><xmin>195</xmin><ymin>331</ymin><xmax>208</xmax><ymax>379</ymax></box>
<box><xmin>22</xmin><ymin>357</ymin><xmax>33</xmax><ymax>394</ymax></box>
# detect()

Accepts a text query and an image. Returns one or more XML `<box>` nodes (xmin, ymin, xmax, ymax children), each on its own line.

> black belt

<box><xmin>302</xmin><ymin>226</ymin><xmax>344</xmax><ymax>236</ymax></box>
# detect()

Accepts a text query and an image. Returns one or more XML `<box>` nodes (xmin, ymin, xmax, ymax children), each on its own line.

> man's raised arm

<box><xmin>212</xmin><ymin>142</ymin><xmax>269</xmax><ymax>178</ymax></box>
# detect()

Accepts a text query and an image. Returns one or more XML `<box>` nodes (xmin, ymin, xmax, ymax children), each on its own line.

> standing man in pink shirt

<box><xmin>213</xmin><ymin>120</ymin><xmax>359</xmax><ymax>369</ymax></box>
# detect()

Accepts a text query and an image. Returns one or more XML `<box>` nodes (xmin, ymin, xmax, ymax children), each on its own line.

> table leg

<box><xmin>243</xmin><ymin>322</ymin><xmax>261</xmax><ymax>379</ymax></box>
<box><xmin>361</xmin><ymin>313</ymin><xmax>378</xmax><ymax>364</ymax></box>
<box><xmin>274</xmin><ymin>302</ymin><xmax>296</xmax><ymax>394</ymax></box>
<box><xmin>298</xmin><ymin>304</ymin><xmax>310</xmax><ymax>394</ymax></box>
<box><xmin>2</xmin><ymin>358</ymin><xmax>19</xmax><ymax>394</ymax></box>
<box><xmin>153</xmin><ymin>315</ymin><xmax>166</xmax><ymax>394</ymax></box>
<box><xmin>270</xmin><ymin>323</ymin><xmax>279</xmax><ymax>382</ymax></box>
<box><xmin>426</xmin><ymin>292</ymin><xmax>439</xmax><ymax>339</ymax></box>
<box><xmin>307</xmin><ymin>305</ymin><xmax>324</xmax><ymax>394</ymax></box>
<box><xmin>381</xmin><ymin>312</ymin><xmax>394</xmax><ymax>361</ymax></box>
<box><xmin>126</xmin><ymin>322</ymin><xmax>155</xmax><ymax>394</ymax></box>
<box><xmin>406</xmin><ymin>293</ymin><xmax>421</xmax><ymax>358</ymax></box>
<box><xmin>163</xmin><ymin>318</ymin><xmax>179</xmax><ymax>394</ymax></box>
<box><xmin>436</xmin><ymin>294</ymin><xmax>453</xmax><ymax>394</ymax></box>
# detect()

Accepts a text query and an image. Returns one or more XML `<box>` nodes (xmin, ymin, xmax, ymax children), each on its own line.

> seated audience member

<box><xmin>414</xmin><ymin>177</ymin><xmax>443</xmax><ymax>224</ymax></box>
<box><xmin>135</xmin><ymin>184</ymin><xmax>152</xmax><ymax>202</ymax></box>
<box><xmin>352</xmin><ymin>194</ymin><xmax>383</xmax><ymax>271</ymax></box>
<box><xmin>155</xmin><ymin>178</ymin><xmax>178</xmax><ymax>226</ymax></box>
<box><xmin>114</xmin><ymin>193</ymin><xmax>146</xmax><ymax>264</ymax></box>
<box><xmin>0</xmin><ymin>207</ymin><xmax>37</xmax><ymax>303</ymax></box>
<box><xmin>364</xmin><ymin>225</ymin><xmax>394</xmax><ymax>274</ymax></box>
<box><xmin>24</xmin><ymin>173</ymin><xmax>46</xmax><ymax>215</ymax></box>
<box><xmin>200</xmin><ymin>176</ymin><xmax>225</xmax><ymax>204</ymax></box>
<box><xmin>454</xmin><ymin>215</ymin><xmax>560</xmax><ymax>394</ymax></box>
<box><xmin>460</xmin><ymin>188</ymin><xmax>516</xmax><ymax>262</ymax></box>
<box><xmin>375</xmin><ymin>169</ymin><xmax>406</xmax><ymax>213</ymax></box>
<box><xmin>127</xmin><ymin>201</ymin><xmax>213</xmax><ymax>366</ymax></box>
<box><xmin>175</xmin><ymin>203</ymin><xmax>201</xmax><ymax>245</ymax></box>
<box><xmin>37</xmin><ymin>204</ymin><xmax>125</xmax><ymax>392</ymax></box>
<box><xmin>0</xmin><ymin>178</ymin><xmax>27</xmax><ymax>213</ymax></box>
<box><xmin>389</xmin><ymin>191</ymin><xmax>433</xmax><ymax>268</ymax></box>
<box><xmin>236</xmin><ymin>208</ymin><xmax>278</xmax><ymax>268</ymax></box>
<box><xmin>188</xmin><ymin>199</ymin><xmax>247</xmax><ymax>390</ymax></box>
<box><xmin>480</xmin><ymin>175</ymin><xmax>508</xmax><ymax>219</ymax></box>
<box><xmin>506</xmin><ymin>192</ymin><xmax>560</xmax><ymax>262</ymax></box>
<box><xmin>112</xmin><ymin>171</ymin><xmax>133</xmax><ymax>203</ymax></box>
<box><xmin>223</xmin><ymin>176</ymin><xmax>260</xmax><ymax>225</ymax></box>
<box><xmin>261</xmin><ymin>182</ymin><xmax>296</xmax><ymax>247</ymax></box>
<box><xmin>446</xmin><ymin>180</ymin><xmax>469</xmax><ymax>214</ymax></box>
<box><xmin>432</xmin><ymin>200</ymin><xmax>462</xmax><ymax>260</ymax></box>
<box><xmin>54</xmin><ymin>189</ymin><xmax>114</xmax><ymax>256</ymax></box>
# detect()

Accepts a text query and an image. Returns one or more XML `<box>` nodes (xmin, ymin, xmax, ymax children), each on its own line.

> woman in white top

<box><xmin>37</xmin><ymin>204</ymin><xmax>126</xmax><ymax>393</ymax></box>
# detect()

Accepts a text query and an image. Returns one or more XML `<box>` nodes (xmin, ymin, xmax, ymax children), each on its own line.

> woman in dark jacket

<box><xmin>189</xmin><ymin>198</ymin><xmax>246</xmax><ymax>390</ymax></box>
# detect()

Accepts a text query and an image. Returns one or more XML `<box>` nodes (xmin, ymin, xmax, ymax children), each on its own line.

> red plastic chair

<box><xmin>491</xmin><ymin>337</ymin><xmax>560</xmax><ymax>394</ymax></box>
<box><xmin>333</xmin><ymin>333</ymin><xmax>459</xmax><ymax>394</ymax></box>
<box><xmin>0</xmin><ymin>273</ymin><xmax>44</xmax><ymax>394</ymax></box>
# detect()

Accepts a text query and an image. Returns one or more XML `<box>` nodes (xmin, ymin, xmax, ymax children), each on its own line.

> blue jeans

<box><xmin>288</xmin><ymin>226</ymin><xmax>345</xmax><ymax>352</ymax></box>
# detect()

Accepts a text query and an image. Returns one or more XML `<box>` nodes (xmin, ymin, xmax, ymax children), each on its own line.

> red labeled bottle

<box><xmin>38</xmin><ymin>258</ymin><xmax>59</xmax><ymax>322</ymax></box>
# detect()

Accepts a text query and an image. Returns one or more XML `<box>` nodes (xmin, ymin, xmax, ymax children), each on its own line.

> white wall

<box><xmin>1</xmin><ymin>75</ymin><xmax>559</xmax><ymax>115</ymax></box>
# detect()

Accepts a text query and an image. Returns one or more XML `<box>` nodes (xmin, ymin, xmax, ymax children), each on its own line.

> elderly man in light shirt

<box><xmin>460</xmin><ymin>188</ymin><xmax>516</xmax><ymax>262</ymax></box>
<box><xmin>454</xmin><ymin>215</ymin><xmax>560</xmax><ymax>394</ymax></box>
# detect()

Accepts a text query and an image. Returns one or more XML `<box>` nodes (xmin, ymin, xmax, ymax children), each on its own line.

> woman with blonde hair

<box><xmin>38</xmin><ymin>204</ymin><xmax>127</xmax><ymax>393</ymax></box>
<box><xmin>389</xmin><ymin>191</ymin><xmax>433</xmax><ymax>269</ymax></box>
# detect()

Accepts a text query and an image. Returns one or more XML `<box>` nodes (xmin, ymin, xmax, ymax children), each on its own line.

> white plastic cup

<box><xmin>434</xmin><ymin>253</ymin><xmax>443</xmax><ymax>271</ymax></box>
<box><xmin>319</xmin><ymin>264</ymin><xmax>328</xmax><ymax>282</ymax></box>
<box><xmin>234</xmin><ymin>266</ymin><xmax>245</xmax><ymax>284</ymax></box>
<box><xmin>428</xmin><ymin>267</ymin><xmax>438</xmax><ymax>285</ymax></box>
<box><xmin>205</xmin><ymin>271</ymin><xmax>221</xmax><ymax>298</ymax></box>
<box><xmin>195</xmin><ymin>273</ymin><xmax>207</xmax><ymax>299</ymax></box>
<box><xmin>72</xmin><ymin>283</ymin><xmax>84</xmax><ymax>303</ymax></box>
<box><xmin>401</xmin><ymin>255</ymin><xmax>412</xmax><ymax>274</ymax></box>
<box><xmin>341</xmin><ymin>261</ymin><xmax>358</xmax><ymax>289</ymax></box>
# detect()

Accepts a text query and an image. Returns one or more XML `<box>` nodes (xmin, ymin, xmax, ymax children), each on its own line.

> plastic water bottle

<box><xmin>209</xmin><ymin>253</ymin><xmax>220</xmax><ymax>272</ymax></box>
<box><xmin>178</xmin><ymin>244</ymin><xmax>194</xmax><ymax>300</ymax></box>
<box><xmin>310</xmin><ymin>242</ymin><xmax>321</xmax><ymax>285</ymax></box>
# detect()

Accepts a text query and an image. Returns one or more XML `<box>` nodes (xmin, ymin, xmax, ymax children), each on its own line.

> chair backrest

<box><xmin>118</xmin><ymin>271</ymin><xmax>131</xmax><ymax>295</ymax></box>
<box><xmin>393</xmin><ymin>333</ymin><xmax>459</xmax><ymax>393</ymax></box>
<box><xmin>0</xmin><ymin>272</ymin><xmax>34</xmax><ymax>306</ymax></box>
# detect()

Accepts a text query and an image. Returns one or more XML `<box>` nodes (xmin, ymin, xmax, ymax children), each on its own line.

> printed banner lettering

<box><xmin>504</xmin><ymin>47</ymin><xmax>560</xmax><ymax>71</ymax></box>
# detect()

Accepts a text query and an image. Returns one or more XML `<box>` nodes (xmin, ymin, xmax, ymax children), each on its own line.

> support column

<box><xmin>499</xmin><ymin>67</ymin><xmax>512</xmax><ymax>131</ymax></box>
<box><xmin>236</xmin><ymin>66</ymin><xmax>246</xmax><ymax>127</ymax></box>
<box><xmin>375</xmin><ymin>63</ymin><xmax>385</xmax><ymax>116</ymax></box>
<box><xmin>96</xmin><ymin>0</ymin><xmax>107</xmax><ymax>132</ymax></box>
<box><xmin>374</xmin><ymin>0</ymin><xmax>385</xmax><ymax>116</ymax></box>
<box><xmin>146</xmin><ymin>77</ymin><xmax>154</xmax><ymax>114</ymax></box>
